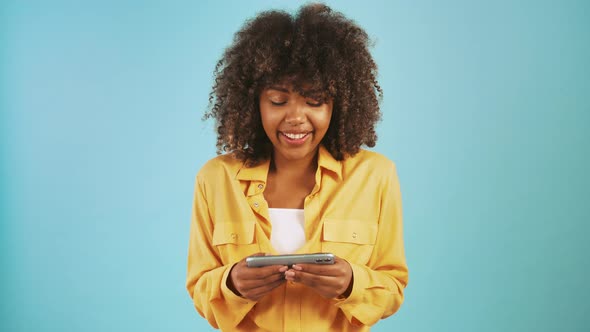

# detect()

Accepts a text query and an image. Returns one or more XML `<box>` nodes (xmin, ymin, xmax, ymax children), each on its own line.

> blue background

<box><xmin>1</xmin><ymin>0</ymin><xmax>589</xmax><ymax>331</ymax></box>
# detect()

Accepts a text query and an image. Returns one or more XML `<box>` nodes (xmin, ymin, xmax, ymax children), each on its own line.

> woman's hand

<box><xmin>227</xmin><ymin>253</ymin><xmax>288</xmax><ymax>301</ymax></box>
<box><xmin>284</xmin><ymin>256</ymin><xmax>353</xmax><ymax>299</ymax></box>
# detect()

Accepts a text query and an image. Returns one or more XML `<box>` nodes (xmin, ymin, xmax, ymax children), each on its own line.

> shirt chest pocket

<box><xmin>321</xmin><ymin>219</ymin><xmax>377</xmax><ymax>265</ymax></box>
<box><xmin>212</xmin><ymin>221</ymin><xmax>260</xmax><ymax>264</ymax></box>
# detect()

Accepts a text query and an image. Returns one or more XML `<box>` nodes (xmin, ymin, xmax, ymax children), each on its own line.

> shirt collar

<box><xmin>234</xmin><ymin>145</ymin><xmax>342</xmax><ymax>182</ymax></box>
<box><xmin>317</xmin><ymin>145</ymin><xmax>342</xmax><ymax>180</ymax></box>
<box><xmin>235</xmin><ymin>158</ymin><xmax>270</xmax><ymax>182</ymax></box>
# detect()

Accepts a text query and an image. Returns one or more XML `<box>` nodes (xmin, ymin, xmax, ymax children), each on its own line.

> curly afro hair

<box><xmin>205</xmin><ymin>3</ymin><xmax>382</xmax><ymax>165</ymax></box>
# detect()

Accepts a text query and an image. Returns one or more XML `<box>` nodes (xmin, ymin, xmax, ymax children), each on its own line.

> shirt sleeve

<box><xmin>334</xmin><ymin>162</ymin><xmax>409</xmax><ymax>326</ymax></box>
<box><xmin>185</xmin><ymin>175</ymin><xmax>256</xmax><ymax>330</ymax></box>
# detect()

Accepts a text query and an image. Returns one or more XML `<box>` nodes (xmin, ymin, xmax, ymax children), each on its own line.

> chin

<box><xmin>279</xmin><ymin>147</ymin><xmax>318</xmax><ymax>161</ymax></box>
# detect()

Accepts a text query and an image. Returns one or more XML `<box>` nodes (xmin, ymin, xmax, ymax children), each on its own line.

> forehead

<box><xmin>263</xmin><ymin>79</ymin><xmax>328</xmax><ymax>98</ymax></box>
<box><xmin>264</xmin><ymin>84</ymin><xmax>319</xmax><ymax>94</ymax></box>
<box><xmin>264</xmin><ymin>73</ymin><xmax>324</xmax><ymax>89</ymax></box>
<box><xmin>259</xmin><ymin>72</ymin><xmax>334</xmax><ymax>102</ymax></box>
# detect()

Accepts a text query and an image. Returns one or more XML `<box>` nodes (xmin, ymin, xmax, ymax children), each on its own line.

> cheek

<box><xmin>309</xmin><ymin>112</ymin><xmax>332</xmax><ymax>141</ymax></box>
<box><xmin>260</xmin><ymin>110</ymin><xmax>279</xmax><ymax>138</ymax></box>
<box><xmin>317</xmin><ymin>110</ymin><xmax>333</xmax><ymax>131</ymax></box>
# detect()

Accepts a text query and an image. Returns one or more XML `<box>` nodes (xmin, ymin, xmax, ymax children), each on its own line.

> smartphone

<box><xmin>246</xmin><ymin>253</ymin><xmax>335</xmax><ymax>268</ymax></box>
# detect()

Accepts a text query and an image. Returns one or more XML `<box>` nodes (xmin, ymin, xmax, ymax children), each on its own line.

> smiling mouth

<box><xmin>279</xmin><ymin>131</ymin><xmax>312</xmax><ymax>144</ymax></box>
<box><xmin>281</xmin><ymin>132</ymin><xmax>310</xmax><ymax>140</ymax></box>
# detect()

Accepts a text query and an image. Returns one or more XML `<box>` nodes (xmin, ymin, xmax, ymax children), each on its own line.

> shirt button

<box><xmin>253</xmin><ymin>202</ymin><xmax>259</xmax><ymax>208</ymax></box>
<box><xmin>352</xmin><ymin>232</ymin><xmax>357</xmax><ymax>239</ymax></box>
<box><xmin>257</xmin><ymin>184</ymin><xmax>264</xmax><ymax>189</ymax></box>
<box><xmin>230</xmin><ymin>233</ymin><xmax>237</xmax><ymax>240</ymax></box>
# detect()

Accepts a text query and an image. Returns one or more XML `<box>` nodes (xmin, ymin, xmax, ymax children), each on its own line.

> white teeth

<box><xmin>283</xmin><ymin>132</ymin><xmax>307</xmax><ymax>140</ymax></box>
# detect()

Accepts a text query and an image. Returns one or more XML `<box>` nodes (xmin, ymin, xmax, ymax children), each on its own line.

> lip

<box><xmin>279</xmin><ymin>131</ymin><xmax>311</xmax><ymax>145</ymax></box>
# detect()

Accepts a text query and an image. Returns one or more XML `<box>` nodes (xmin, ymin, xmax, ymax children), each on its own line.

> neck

<box><xmin>270</xmin><ymin>149</ymin><xmax>318</xmax><ymax>177</ymax></box>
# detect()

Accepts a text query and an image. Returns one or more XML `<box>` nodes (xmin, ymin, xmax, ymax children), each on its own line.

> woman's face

<box><xmin>259</xmin><ymin>84</ymin><xmax>333</xmax><ymax>163</ymax></box>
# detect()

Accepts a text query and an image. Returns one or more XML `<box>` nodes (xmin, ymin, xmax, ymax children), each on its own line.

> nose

<box><xmin>285</xmin><ymin>101</ymin><xmax>306</xmax><ymax>126</ymax></box>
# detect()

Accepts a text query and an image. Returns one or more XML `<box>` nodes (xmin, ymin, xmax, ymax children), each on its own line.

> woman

<box><xmin>186</xmin><ymin>3</ymin><xmax>408</xmax><ymax>331</ymax></box>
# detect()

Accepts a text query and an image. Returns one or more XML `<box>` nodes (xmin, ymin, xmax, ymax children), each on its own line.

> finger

<box><xmin>249</xmin><ymin>265</ymin><xmax>289</xmax><ymax>279</ymax></box>
<box><xmin>246</xmin><ymin>278</ymin><xmax>286</xmax><ymax>300</ymax></box>
<box><xmin>239</xmin><ymin>269</ymin><xmax>286</xmax><ymax>290</ymax></box>
<box><xmin>291</xmin><ymin>263</ymin><xmax>342</xmax><ymax>276</ymax></box>
<box><xmin>239</xmin><ymin>264</ymin><xmax>288</xmax><ymax>280</ymax></box>
<box><xmin>285</xmin><ymin>270</ymin><xmax>347</xmax><ymax>298</ymax></box>
<box><xmin>285</xmin><ymin>270</ymin><xmax>332</xmax><ymax>286</ymax></box>
<box><xmin>231</xmin><ymin>262</ymin><xmax>286</xmax><ymax>296</ymax></box>
<box><xmin>288</xmin><ymin>269</ymin><xmax>349</xmax><ymax>290</ymax></box>
<box><xmin>292</xmin><ymin>257</ymin><xmax>349</xmax><ymax>276</ymax></box>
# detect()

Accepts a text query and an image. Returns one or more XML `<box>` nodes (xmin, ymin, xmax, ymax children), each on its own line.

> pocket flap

<box><xmin>212</xmin><ymin>221</ymin><xmax>255</xmax><ymax>245</ymax></box>
<box><xmin>323</xmin><ymin>219</ymin><xmax>377</xmax><ymax>245</ymax></box>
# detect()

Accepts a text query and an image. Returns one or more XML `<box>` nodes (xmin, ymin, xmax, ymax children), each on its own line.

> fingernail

<box><xmin>285</xmin><ymin>271</ymin><xmax>295</xmax><ymax>277</ymax></box>
<box><xmin>292</xmin><ymin>264</ymin><xmax>302</xmax><ymax>271</ymax></box>
<box><xmin>279</xmin><ymin>266</ymin><xmax>288</xmax><ymax>272</ymax></box>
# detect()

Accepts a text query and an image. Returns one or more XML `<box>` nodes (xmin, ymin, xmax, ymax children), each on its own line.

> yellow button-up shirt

<box><xmin>186</xmin><ymin>146</ymin><xmax>408</xmax><ymax>331</ymax></box>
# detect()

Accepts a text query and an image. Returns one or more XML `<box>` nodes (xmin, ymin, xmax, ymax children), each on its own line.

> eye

<box><xmin>270</xmin><ymin>100</ymin><xmax>287</xmax><ymax>106</ymax></box>
<box><xmin>306</xmin><ymin>100</ymin><xmax>323</xmax><ymax>107</ymax></box>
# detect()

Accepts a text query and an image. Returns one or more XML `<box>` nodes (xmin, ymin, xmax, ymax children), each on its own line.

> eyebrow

<box><xmin>267</xmin><ymin>86</ymin><xmax>290</xmax><ymax>93</ymax></box>
<box><xmin>267</xmin><ymin>86</ymin><xmax>323</xmax><ymax>97</ymax></box>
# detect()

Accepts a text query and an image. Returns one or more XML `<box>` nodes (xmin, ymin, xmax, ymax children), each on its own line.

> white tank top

<box><xmin>268</xmin><ymin>208</ymin><xmax>306</xmax><ymax>254</ymax></box>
